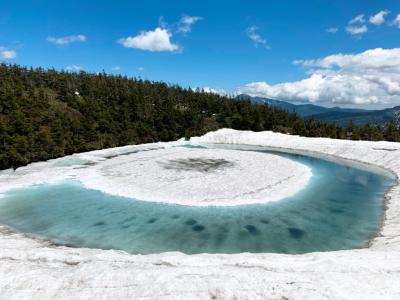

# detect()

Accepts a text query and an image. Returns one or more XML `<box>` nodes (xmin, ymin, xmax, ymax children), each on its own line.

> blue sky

<box><xmin>1</xmin><ymin>0</ymin><xmax>400</xmax><ymax>108</ymax></box>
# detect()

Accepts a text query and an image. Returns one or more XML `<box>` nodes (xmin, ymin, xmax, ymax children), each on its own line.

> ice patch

<box><xmin>77</xmin><ymin>147</ymin><xmax>312</xmax><ymax>206</ymax></box>
<box><xmin>0</xmin><ymin>141</ymin><xmax>312</xmax><ymax>206</ymax></box>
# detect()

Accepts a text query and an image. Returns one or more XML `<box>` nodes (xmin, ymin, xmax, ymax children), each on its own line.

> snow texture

<box><xmin>1</xmin><ymin>129</ymin><xmax>400</xmax><ymax>299</ymax></box>
<box><xmin>0</xmin><ymin>142</ymin><xmax>311</xmax><ymax>206</ymax></box>
<box><xmin>78</xmin><ymin>147</ymin><xmax>311</xmax><ymax>206</ymax></box>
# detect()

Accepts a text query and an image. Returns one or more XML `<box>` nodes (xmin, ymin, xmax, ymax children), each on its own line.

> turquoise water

<box><xmin>0</xmin><ymin>145</ymin><xmax>395</xmax><ymax>254</ymax></box>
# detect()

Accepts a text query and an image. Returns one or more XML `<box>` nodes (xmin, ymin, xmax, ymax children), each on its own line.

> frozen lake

<box><xmin>0</xmin><ymin>144</ymin><xmax>395</xmax><ymax>254</ymax></box>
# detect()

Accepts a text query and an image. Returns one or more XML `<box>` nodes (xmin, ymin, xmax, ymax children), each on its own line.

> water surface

<box><xmin>0</xmin><ymin>144</ymin><xmax>395</xmax><ymax>254</ymax></box>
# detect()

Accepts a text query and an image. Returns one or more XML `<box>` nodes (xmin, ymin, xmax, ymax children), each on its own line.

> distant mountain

<box><xmin>312</xmin><ymin>106</ymin><xmax>400</xmax><ymax>126</ymax></box>
<box><xmin>237</xmin><ymin>95</ymin><xmax>298</xmax><ymax>113</ymax></box>
<box><xmin>238</xmin><ymin>94</ymin><xmax>400</xmax><ymax>126</ymax></box>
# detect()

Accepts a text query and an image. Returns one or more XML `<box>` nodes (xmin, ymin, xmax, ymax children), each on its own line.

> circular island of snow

<box><xmin>79</xmin><ymin>147</ymin><xmax>312</xmax><ymax>206</ymax></box>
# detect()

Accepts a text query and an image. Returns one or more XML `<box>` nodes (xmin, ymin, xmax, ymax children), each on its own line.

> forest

<box><xmin>1</xmin><ymin>64</ymin><xmax>399</xmax><ymax>169</ymax></box>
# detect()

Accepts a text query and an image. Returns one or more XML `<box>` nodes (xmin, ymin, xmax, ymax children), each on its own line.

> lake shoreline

<box><xmin>193</xmin><ymin>141</ymin><xmax>398</xmax><ymax>248</ymax></box>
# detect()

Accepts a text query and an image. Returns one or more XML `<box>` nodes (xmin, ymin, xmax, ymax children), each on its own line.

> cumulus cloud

<box><xmin>369</xmin><ymin>10</ymin><xmax>390</xmax><ymax>25</ymax></box>
<box><xmin>326</xmin><ymin>27</ymin><xmax>338</xmax><ymax>33</ymax></box>
<box><xmin>0</xmin><ymin>47</ymin><xmax>16</xmax><ymax>59</ymax></box>
<box><xmin>64</xmin><ymin>65</ymin><xmax>83</xmax><ymax>72</ymax></box>
<box><xmin>118</xmin><ymin>27</ymin><xmax>179</xmax><ymax>52</ymax></box>
<box><xmin>177</xmin><ymin>15</ymin><xmax>202</xmax><ymax>33</ymax></box>
<box><xmin>293</xmin><ymin>48</ymin><xmax>400</xmax><ymax>71</ymax></box>
<box><xmin>47</xmin><ymin>34</ymin><xmax>86</xmax><ymax>45</ymax></box>
<box><xmin>246</xmin><ymin>26</ymin><xmax>269</xmax><ymax>49</ymax></box>
<box><xmin>237</xmin><ymin>48</ymin><xmax>400</xmax><ymax>106</ymax></box>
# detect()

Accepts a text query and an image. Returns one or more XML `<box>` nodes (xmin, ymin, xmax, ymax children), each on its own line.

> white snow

<box><xmin>78</xmin><ymin>147</ymin><xmax>311</xmax><ymax>206</ymax></box>
<box><xmin>0</xmin><ymin>141</ymin><xmax>177</xmax><ymax>197</ymax></box>
<box><xmin>1</xmin><ymin>129</ymin><xmax>400</xmax><ymax>299</ymax></box>
<box><xmin>0</xmin><ymin>141</ymin><xmax>311</xmax><ymax>206</ymax></box>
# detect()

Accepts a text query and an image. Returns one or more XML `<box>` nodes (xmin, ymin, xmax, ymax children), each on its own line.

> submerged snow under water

<box><xmin>0</xmin><ymin>144</ymin><xmax>394</xmax><ymax>254</ymax></box>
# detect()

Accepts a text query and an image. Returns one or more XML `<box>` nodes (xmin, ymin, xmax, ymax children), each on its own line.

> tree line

<box><xmin>0</xmin><ymin>64</ymin><xmax>399</xmax><ymax>169</ymax></box>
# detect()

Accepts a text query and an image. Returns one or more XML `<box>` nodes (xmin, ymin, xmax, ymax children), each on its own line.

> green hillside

<box><xmin>1</xmin><ymin>64</ymin><xmax>399</xmax><ymax>169</ymax></box>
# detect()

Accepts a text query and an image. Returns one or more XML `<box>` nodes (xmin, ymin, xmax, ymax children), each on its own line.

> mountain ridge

<box><xmin>238</xmin><ymin>94</ymin><xmax>400</xmax><ymax>126</ymax></box>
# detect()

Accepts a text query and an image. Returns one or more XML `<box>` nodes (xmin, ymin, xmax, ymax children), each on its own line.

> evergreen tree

<box><xmin>0</xmin><ymin>63</ymin><xmax>398</xmax><ymax>170</ymax></box>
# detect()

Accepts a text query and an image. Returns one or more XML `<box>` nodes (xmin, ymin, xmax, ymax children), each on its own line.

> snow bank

<box><xmin>1</xmin><ymin>129</ymin><xmax>400</xmax><ymax>299</ymax></box>
<box><xmin>79</xmin><ymin>147</ymin><xmax>311</xmax><ymax>206</ymax></box>
<box><xmin>192</xmin><ymin>129</ymin><xmax>400</xmax><ymax>250</ymax></box>
<box><xmin>0</xmin><ymin>141</ymin><xmax>176</xmax><ymax>197</ymax></box>
<box><xmin>0</xmin><ymin>141</ymin><xmax>311</xmax><ymax>206</ymax></box>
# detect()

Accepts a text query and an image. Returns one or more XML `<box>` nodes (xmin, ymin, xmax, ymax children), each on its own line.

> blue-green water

<box><xmin>0</xmin><ymin>145</ymin><xmax>395</xmax><ymax>254</ymax></box>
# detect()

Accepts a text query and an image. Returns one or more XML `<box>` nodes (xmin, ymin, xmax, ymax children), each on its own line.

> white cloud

<box><xmin>112</xmin><ymin>66</ymin><xmax>121</xmax><ymax>71</ymax></box>
<box><xmin>349</xmin><ymin>14</ymin><xmax>366</xmax><ymax>24</ymax></box>
<box><xmin>346</xmin><ymin>24</ymin><xmax>368</xmax><ymax>35</ymax></box>
<box><xmin>178</xmin><ymin>15</ymin><xmax>202</xmax><ymax>33</ymax></box>
<box><xmin>64</xmin><ymin>65</ymin><xmax>83</xmax><ymax>72</ymax></box>
<box><xmin>237</xmin><ymin>48</ymin><xmax>400</xmax><ymax>106</ymax></box>
<box><xmin>47</xmin><ymin>34</ymin><xmax>86</xmax><ymax>45</ymax></box>
<box><xmin>392</xmin><ymin>14</ymin><xmax>400</xmax><ymax>28</ymax></box>
<box><xmin>0</xmin><ymin>47</ymin><xmax>16</xmax><ymax>59</ymax></box>
<box><xmin>326</xmin><ymin>27</ymin><xmax>338</xmax><ymax>33</ymax></box>
<box><xmin>369</xmin><ymin>10</ymin><xmax>390</xmax><ymax>25</ymax></box>
<box><xmin>118</xmin><ymin>27</ymin><xmax>179</xmax><ymax>52</ymax></box>
<box><xmin>137</xmin><ymin>66</ymin><xmax>145</xmax><ymax>71</ymax></box>
<box><xmin>346</xmin><ymin>14</ymin><xmax>368</xmax><ymax>35</ymax></box>
<box><xmin>246</xmin><ymin>26</ymin><xmax>269</xmax><ymax>49</ymax></box>
<box><xmin>293</xmin><ymin>48</ymin><xmax>400</xmax><ymax>71</ymax></box>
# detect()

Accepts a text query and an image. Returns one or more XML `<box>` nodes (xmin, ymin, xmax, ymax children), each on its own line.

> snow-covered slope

<box><xmin>1</xmin><ymin>129</ymin><xmax>400</xmax><ymax>299</ymax></box>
